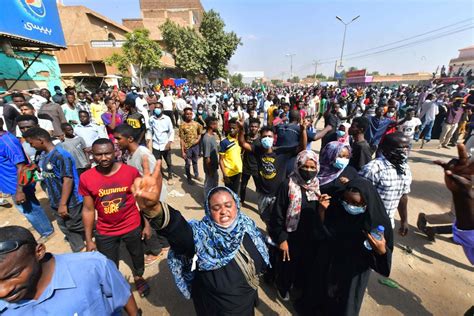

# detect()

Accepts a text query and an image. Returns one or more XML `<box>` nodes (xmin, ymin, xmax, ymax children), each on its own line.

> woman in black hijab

<box><xmin>303</xmin><ymin>177</ymin><xmax>393</xmax><ymax>316</ymax></box>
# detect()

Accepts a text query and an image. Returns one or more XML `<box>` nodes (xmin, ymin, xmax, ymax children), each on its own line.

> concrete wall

<box><xmin>0</xmin><ymin>52</ymin><xmax>62</xmax><ymax>93</ymax></box>
<box><xmin>58</xmin><ymin>6</ymin><xmax>128</xmax><ymax>45</ymax></box>
<box><xmin>140</xmin><ymin>0</ymin><xmax>204</xmax><ymax>11</ymax></box>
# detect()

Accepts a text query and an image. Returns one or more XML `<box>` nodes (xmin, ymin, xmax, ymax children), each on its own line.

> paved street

<box><xmin>1</xmin><ymin>126</ymin><xmax>472</xmax><ymax>315</ymax></box>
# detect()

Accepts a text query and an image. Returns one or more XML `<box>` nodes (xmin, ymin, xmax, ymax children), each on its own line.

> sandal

<box><xmin>135</xmin><ymin>277</ymin><xmax>150</xmax><ymax>297</ymax></box>
<box><xmin>145</xmin><ymin>254</ymin><xmax>161</xmax><ymax>266</ymax></box>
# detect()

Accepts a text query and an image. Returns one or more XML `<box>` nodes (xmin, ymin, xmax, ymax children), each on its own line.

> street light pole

<box><xmin>336</xmin><ymin>15</ymin><xmax>360</xmax><ymax>67</ymax></box>
<box><xmin>286</xmin><ymin>53</ymin><xmax>296</xmax><ymax>80</ymax></box>
<box><xmin>312</xmin><ymin>59</ymin><xmax>319</xmax><ymax>79</ymax></box>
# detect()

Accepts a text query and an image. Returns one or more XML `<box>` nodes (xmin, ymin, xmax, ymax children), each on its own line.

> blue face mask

<box><xmin>336</xmin><ymin>130</ymin><xmax>346</xmax><ymax>137</ymax></box>
<box><xmin>154</xmin><ymin>108</ymin><xmax>162</xmax><ymax>116</ymax></box>
<box><xmin>341</xmin><ymin>200</ymin><xmax>366</xmax><ymax>215</ymax></box>
<box><xmin>261</xmin><ymin>136</ymin><xmax>273</xmax><ymax>149</ymax></box>
<box><xmin>333</xmin><ymin>157</ymin><xmax>349</xmax><ymax>169</ymax></box>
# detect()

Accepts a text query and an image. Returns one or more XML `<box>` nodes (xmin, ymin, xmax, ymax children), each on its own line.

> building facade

<box><xmin>54</xmin><ymin>5</ymin><xmax>131</xmax><ymax>88</ymax></box>
<box><xmin>449</xmin><ymin>45</ymin><xmax>474</xmax><ymax>78</ymax></box>
<box><xmin>123</xmin><ymin>0</ymin><xmax>204</xmax><ymax>42</ymax></box>
<box><xmin>0</xmin><ymin>51</ymin><xmax>62</xmax><ymax>92</ymax></box>
<box><xmin>54</xmin><ymin>4</ymin><xmax>175</xmax><ymax>89</ymax></box>
<box><xmin>122</xmin><ymin>0</ymin><xmax>204</xmax><ymax>80</ymax></box>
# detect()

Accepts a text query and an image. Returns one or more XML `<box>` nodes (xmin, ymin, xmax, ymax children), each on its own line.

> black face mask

<box><xmin>299</xmin><ymin>169</ymin><xmax>317</xmax><ymax>182</ymax></box>
<box><xmin>383</xmin><ymin>147</ymin><xmax>408</xmax><ymax>173</ymax></box>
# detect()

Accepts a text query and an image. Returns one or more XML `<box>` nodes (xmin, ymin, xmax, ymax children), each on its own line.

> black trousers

<box><xmin>152</xmin><ymin>148</ymin><xmax>173</xmax><ymax>178</ymax></box>
<box><xmin>143</xmin><ymin>229</ymin><xmax>169</xmax><ymax>256</ymax></box>
<box><xmin>54</xmin><ymin>203</ymin><xmax>85</xmax><ymax>252</ymax></box>
<box><xmin>77</xmin><ymin>168</ymin><xmax>88</xmax><ymax>177</ymax></box>
<box><xmin>95</xmin><ymin>226</ymin><xmax>145</xmax><ymax>277</ymax></box>
<box><xmin>224</xmin><ymin>173</ymin><xmax>241</xmax><ymax>196</ymax></box>
<box><xmin>163</xmin><ymin>110</ymin><xmax>176</xmax><ymax>127</ymax></box>
<box><xmin>275</xmin><ymin>237</ymin><xmax>305</xmax><ymax>294</ymax></box>
<box><xmin>240</xmin><ymin>173</ymin><xmax>258</xmax><ymax>203</ymax></box>
<box><xmin>173</xmin><ymin>109</ymin><xmax>180</xmax><ymax>127</ymax></box>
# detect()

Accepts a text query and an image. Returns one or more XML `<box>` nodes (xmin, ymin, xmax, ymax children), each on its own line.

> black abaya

<box><xmin>158</xmin><ymin>206</ymin><xmax>265</xmax><ymax>316</ymax></box>
<box><xmin>303</xmin><ymin>177</ymin><xmax>393</xmax><ymax>316</ymax></box>
<box><xmin>268</xmin><ymin>179</ymin><xmax>323</xmax><ymax>294</ymax></box>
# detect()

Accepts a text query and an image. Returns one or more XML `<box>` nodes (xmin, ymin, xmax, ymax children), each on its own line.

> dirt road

<box><xmin>1</xmin><ymin>137</ymin><xmax>472</xmax><ymax>315</ymax></box>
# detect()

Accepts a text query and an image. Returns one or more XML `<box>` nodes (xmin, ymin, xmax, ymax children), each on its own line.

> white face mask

<box><xmin>215</xmin><ymin>216</ymin><xmax>238</xmax><ymax>232</ymax></box>
<box><xmin>386</xmin><ymin>112</ymin><xmax>395</xmax><ymax>118</ymax></box>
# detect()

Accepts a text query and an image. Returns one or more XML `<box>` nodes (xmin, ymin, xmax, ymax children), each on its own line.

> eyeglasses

<box><xmin>0</xmin><ymin>240</ymin><xmax>35</xmax><ymax>255</ymax></box>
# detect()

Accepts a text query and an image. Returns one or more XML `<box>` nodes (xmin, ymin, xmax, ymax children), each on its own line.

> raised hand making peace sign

<box><xmin>132</xmin><ymin>156</ymin><xmax>163</xmax><ymax>212</ymax></box>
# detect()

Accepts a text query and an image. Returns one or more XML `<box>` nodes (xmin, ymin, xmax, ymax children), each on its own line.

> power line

<box><xmin>317</xmin><ymin>17</ymin><xmax>474</xmax><ymax>62</ymax></box>
<box><xmin>292</xmin><ymin>21</ymin><xmax>473</xmax><ymax>75</ymax></box>
<box><xmin>342</xmin><ymin>25</ymin><xmax>473</xmax><ymax>62</ymax></box>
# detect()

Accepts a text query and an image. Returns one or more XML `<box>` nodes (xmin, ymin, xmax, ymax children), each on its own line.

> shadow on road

<box><xmin>367</xmin><ymin>274</ymin><xmax>433</xmax><ymax>316</ymax></box>
<box><xmin>144</xmin><ymin>260</ymin><xmax>196</xmax><ymax>315</ymax></box>
<box><xmin>394</xmin><ymin>220</ymin><xmax>474</xmax><ymax>272</ymax></box>
<box><xmin>416</xmin><ymin>149</ymin><xmax>456</xmax><ymax>160</ymax></box>
<box><xmin>409</xmin><ymin>180</ymin><xmax>451</xmax><ymax>210</ymax></box>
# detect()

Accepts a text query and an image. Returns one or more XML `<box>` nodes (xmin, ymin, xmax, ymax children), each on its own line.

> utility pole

<box><xmin>312</xmin><ymin>60</ymin><xmax>319</xmax><ymax>79</ymax></box>
<box><xmin>285</xmin><ymin>53</ymin><xmax>296</xmax><ymax>81</ymax></box>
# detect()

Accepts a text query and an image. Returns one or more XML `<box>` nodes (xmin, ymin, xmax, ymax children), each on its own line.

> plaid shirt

<box><xmin>360</xmin><ymin>157</ymin><xmax>412</xmax><ymax>227</ymax></box>
<box><xmin>76</xmin><ymin>101</ymin><xmax>91</xmax><ymax>115</ymax></box>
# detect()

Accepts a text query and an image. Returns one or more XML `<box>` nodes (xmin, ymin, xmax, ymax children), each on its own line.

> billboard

<box><xmin>0</xmin><ymin>0</ymin><xmax>66</xmax><ymax>48</ymax></box>
<box><xmin>346</xmin><ymin>69</ymin><xmax>367</xmax><ymax>78</ymax></box>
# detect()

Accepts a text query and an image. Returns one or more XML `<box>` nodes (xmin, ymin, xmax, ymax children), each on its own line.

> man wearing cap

<box><xmin>52</xmin><ymin>86</ymin><xmax>66</xmax><ymax>105</ymax></box>
<box><xmin>0</xmin><ymin>225</ymin><xmax>140</xmax><ymax>315</ymax></box>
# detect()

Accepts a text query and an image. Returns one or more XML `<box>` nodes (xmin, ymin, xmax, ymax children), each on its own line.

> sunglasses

<box><xmin>0</xmin><ymin>240</ymin><xmax>35</xmax><ymax>255</ymax></box>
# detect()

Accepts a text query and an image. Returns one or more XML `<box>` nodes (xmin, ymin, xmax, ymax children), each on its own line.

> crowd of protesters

<box><xmin>0</xmin><ymin>81</ymin><xmax>472</xmax><ymax>315</ymax></box>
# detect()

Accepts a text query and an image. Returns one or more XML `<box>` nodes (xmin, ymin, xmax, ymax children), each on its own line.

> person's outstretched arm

<box><xmin>434</xmin><ymin>144</ymin><xmax>474</xmax><ymax>264</ymax></box>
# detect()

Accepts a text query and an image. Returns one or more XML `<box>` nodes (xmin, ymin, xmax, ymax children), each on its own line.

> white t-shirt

<box><xmin>175</xmin><ymin>98</ymin><xmax>187</xmax><ymax>112</ymax></box>
<box><xmin>263</xmin><ymin>100</ymin><xmax>273</xmax><ymax>112</ymax></box>
<box><xmin>16</xmin><ymin>118</ymin><xmax>54</xmax><ymax>137</ymax></box>
<box><xmin>28</xmin><ymin>94</ymin><xmax>47</xmax><ymax>111</ymax></box>
<box><xmin>398</xmin><ymin>118</ymin><xmax>422</xmax><ymax>139</ymax></box>
<box><xmin>419</xmin><ymin>100</ymin><xmax>439</xmax><ymax>122</ymax></box>
<box><xmin>161</xmin><ymin>96</ymin><xmax>174</xmax><ymax>111</ymax></box>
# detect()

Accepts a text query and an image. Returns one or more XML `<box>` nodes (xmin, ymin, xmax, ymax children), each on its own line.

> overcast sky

<box><xmin>63</xmin><ymin>0</ymin><xmax>474</xmax><ymax>79</ymax></box>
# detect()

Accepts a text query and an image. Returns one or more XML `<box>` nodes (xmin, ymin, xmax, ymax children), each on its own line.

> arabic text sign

<box><xmin>0</xmin><ymin>0</ymin><xmax>65</xmax><ymax>48</ymax></box>
<box><xmin>346</xmin><ymin>69</ymin><xmax>367</xmax><ymax>78</ymax></box>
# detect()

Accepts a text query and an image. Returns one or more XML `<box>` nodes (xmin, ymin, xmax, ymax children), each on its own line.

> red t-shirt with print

<box><xmin>79</xmin><ymin>164</ymin><xmax>141</xmax><ymax>236</ymax></box>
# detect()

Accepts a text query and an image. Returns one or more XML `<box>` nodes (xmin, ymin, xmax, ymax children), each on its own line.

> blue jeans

<box><xmin>14</xmin><ymin>184</ymin><xmax>54</xmax><ymax>237</ymax></box>
<box><xmin>414</xmin><ymin>118</ymin><xmax>435</xmax><ymax>141</ymax></box>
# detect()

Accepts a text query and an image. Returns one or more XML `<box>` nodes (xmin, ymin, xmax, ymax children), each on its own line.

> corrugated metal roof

<box><xmin>0</xmin><ymin>33</ymin><xmax>65</xmax><ymax>50</ymax></box>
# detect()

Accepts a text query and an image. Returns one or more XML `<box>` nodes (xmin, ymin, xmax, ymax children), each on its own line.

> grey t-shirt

<box><xmin>59</xmin><ymin>136</ymin><xmax>89</xmax><ymax>169</ymax></box>
<box><xmin>127</xmin><ymin>146</ymin><xmax>167</xmax><ymax>202</ymax></box>
<box><xmin>201</xmin><ymin>132</ymin><xmax>219</xmax><ymax>174</ymax></box>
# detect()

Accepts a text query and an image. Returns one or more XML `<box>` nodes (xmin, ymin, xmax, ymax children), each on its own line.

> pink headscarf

<box><xmin>285</xmin><ymin>150</ymin><xmax>321</xmax><ymax>232</ymax></box>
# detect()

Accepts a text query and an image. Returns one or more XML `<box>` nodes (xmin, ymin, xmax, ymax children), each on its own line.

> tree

<box><xmin>199</xmin><ymin>10</ymin><xmax>241</xmax><ymax>82</ymax></box>
<box><xmin>271</xmin><ymin>79</ymin><xmax>283</xmax><ymax>86</ymax></box>
<box><xmin>289</xmin><ymin>76</ymin><xmax>300</xmax><ymax>83</ymax></box>
<box><xmin>160</xmin><ymin>20</ymin><xmax>207</xmax><ymax>79</ymax></box>
<box><xmin>348</xmin><ymin>66</ymin><xmax>359</xmax><ymax>72</ymax></box>
<box><xmin>306</xmin><ymin>73</ymin><xmax>327</xmax><ymax>80</ymax></box>
<box><xmin>161</xmin><ymin>10</ymin><xmax>241</xmax><ymax>83</ymax></box>
<box><xmin>105</xmin><ymin>29</ymin><xmax>162</xmax><ymax>87</ymax></box>
<box><xmin>229</xmin><ymin>73</ymin><xmax>244</xmax><ymax>88</ymax></box>
<box><xmin>161</xmin><ymin>11</ymin><xmax>241</xmax><ymax>83</ymax></box>
<box><xmin>369</xmin><ymin>71</ymin><xmax>380</xmax><ymax>76</ymax></box>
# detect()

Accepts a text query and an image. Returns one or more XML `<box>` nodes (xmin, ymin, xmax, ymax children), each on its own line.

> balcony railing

<box><xmin>90</xmin><ymin>40</ymin><xmax>126</xmax><ymax>48</ymax></box>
